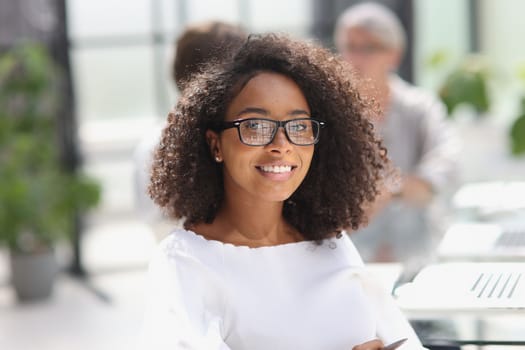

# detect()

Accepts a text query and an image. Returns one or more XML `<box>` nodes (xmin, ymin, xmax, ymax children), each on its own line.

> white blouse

<box><xmin>139</xmin><ymin>229</ymin><xmax>424</xmax><ymax>350</ymax></box>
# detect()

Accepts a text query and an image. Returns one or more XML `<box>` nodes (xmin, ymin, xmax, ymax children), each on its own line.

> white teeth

<box><xmin>260</xmin><ymin>165</ymin><xmax>292</xmax><ymax>173</ymax></box>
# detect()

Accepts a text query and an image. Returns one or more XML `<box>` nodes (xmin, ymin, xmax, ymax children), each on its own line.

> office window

<box><xmin>186</xmin><ymin>0</ymin><xmax>240</xmax><ymax>23</ymax></box>
<box><xmin>67</xmin><ymin>0</ymin><xmax>153</xmax><ymax>38</ymax></box>
<box><xmin>250</xmin><ymin>0</ymin><xmax>312</xmax><ymax>35</ymax></box>
<box><xmin>479</xmin><ymin>0</ymin><xmax>525</xmax><ymax>121</ymax></box>
<box><xmin>413</xmin><ymin>0</ymin><xmax>470</xmax><ymax>91</ymax></box>
<box><xmin>71</xmin><ymin>46</ymin><xmax>157</xmax><ymax>121</ymax></box>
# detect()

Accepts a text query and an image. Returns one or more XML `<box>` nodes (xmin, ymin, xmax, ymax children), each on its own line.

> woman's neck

<box><xmin>193</xmin><ymin>198</ymin><xmax>303</xmax><ymax>248</ymax></box>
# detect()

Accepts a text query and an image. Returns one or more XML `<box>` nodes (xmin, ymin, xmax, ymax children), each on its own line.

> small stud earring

<box><xmin>215</xmin><ymin>156</ymin><xmax>222</xmax><ymax>162</ymax></box>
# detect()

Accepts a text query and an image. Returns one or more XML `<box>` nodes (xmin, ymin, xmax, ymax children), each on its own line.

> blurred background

<box><xmin>1</xmin><ymin>0</ymin><xmax>525</xmax><ymax>349</ymax></box>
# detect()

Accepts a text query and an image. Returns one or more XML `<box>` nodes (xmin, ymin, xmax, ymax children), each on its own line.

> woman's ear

<box><xmin>206</xmin><ymin>129</ymin><xmax>223</xmax><ymax>163</ymax></box>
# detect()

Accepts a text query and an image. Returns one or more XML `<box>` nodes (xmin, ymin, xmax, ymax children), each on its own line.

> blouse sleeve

<box><xmin>139</xmin><ymin>240</ymin><xmax>231</xmax><ymax>350</ymax></box>
<box><xmin>360</xmin><ymin>274</ymin><xmax>427</xmax><ymax>350</ymax></box>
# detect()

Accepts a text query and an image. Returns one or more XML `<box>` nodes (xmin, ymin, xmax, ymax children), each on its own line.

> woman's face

<box><xmin>207</xmin><ymin>72</ymin><xmax>315</xmax><ymax>204</ymax></box>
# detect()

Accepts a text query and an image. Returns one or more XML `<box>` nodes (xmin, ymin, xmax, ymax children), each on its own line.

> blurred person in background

<box><xmin>334</xmin><ymin>2</ymin><xmax>459</xmax><ymax>275</ymax></box>
<box><xmin>133</xmin><ymin>21</ymin><xmax>247</xmax><ymax>240</ymax></box>
<box><xmin>140</xmin><ymin>33</ymin><xmax>424</xmax><ymax>349</ymax></box>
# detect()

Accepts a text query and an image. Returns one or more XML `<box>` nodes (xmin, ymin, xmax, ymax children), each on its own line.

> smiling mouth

<box><xmin>256</xmin><ymin>165</ymin><xmax>296</xmax><ymax>173</ymax></box>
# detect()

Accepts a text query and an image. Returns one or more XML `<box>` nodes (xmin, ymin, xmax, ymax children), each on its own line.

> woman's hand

<box><xmin>352</xmin><ymin>339</ymin><xmax>384</xmax><ymax>350</ymax></box>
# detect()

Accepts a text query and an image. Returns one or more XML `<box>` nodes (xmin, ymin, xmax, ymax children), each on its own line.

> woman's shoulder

<box><xmin>149</xmin><ymin>228</ymin><xmax>228</xmax><ymax>281</ymax></box>
<box><xmin>155</xmin><ymin>228</ymin><xmax>366</xmax><ymax>269</ymax></box>
<box><xmin>156</xmin><ymin>228</ymin><xmax>214</xmax><ymax>260</ymax></box>
<box><xmin>157</xmin><ymin>228</ymin><xmax>187</xmax><ymax>256</ymax></box>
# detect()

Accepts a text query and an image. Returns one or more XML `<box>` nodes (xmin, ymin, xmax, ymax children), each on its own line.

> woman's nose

<box><xmin>268</xmin><ymin>127</ymin><xmax>292</xmax><ymax>152</ymax></box>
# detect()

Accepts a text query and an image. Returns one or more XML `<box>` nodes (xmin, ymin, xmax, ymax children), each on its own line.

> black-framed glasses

<box><xmin>210</xmin><ymin>117</ymin><xmax>326</xmax><ymax>146</ymax></box>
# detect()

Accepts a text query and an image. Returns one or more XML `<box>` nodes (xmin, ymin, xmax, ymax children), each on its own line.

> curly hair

<box><xmin>149</xmin><ymin>33</ymin><xmax>390</xmax><ymax>241</ymax></box>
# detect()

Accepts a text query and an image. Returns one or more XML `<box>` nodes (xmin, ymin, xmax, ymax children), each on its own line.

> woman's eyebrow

<box><xmin>236</xmin><ymin>107</ymin><xmax>268</xmax><ymax>117</ymax></box>
<box><xmin>288</xmin><ymin>109</ymin><xmax>310</xmax><ymax>116</ymax></box>
<box><xmin>235</xmin><ymin>107</ymin><xmax>310</xmax><ymax>117</ymax></box>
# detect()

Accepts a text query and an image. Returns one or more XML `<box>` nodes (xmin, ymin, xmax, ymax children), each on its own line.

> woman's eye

<box><xmin>244</xmin><ymin>120</ymin><xmax>264</xmax><ymax>130</ymax></box>
<box><xmin>290</xmin><ymin>123</ymin><xmax>307</xmax><ymax>132</ymax></box>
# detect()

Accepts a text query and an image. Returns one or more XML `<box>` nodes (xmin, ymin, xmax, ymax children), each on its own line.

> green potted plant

<box><xmin>0</xmin><ymin>42</ymin><xmax>101</xmax><ymax>301</ymax></box>
<box><xmin>509</xmin><ymin>64</ymin><xmax>525</xmax><ymax>156</ymax></box>
<box><xmin>509</xmin><ymin>97</ymin><xmax>525</xmax><ymax>156</ymax></box>
<box><xmin>437</xmin><ymin>55</ymin><xmax>491</xmax><ymax>117</ymax></box>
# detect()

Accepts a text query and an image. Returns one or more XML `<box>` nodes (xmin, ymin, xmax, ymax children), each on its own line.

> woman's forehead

<box><xmin>225</xmin><ymin>72</ymin><xmax>310</xmax><ymax>119</ymax></box>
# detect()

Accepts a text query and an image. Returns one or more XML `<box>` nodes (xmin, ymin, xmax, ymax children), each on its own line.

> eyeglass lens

<box><xmin>239</xmin><ymin>119</ymin><xmax>319</xmax><ymax>146</ymax></box>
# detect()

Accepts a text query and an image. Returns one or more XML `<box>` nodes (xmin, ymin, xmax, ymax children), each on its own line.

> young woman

<box><xmin>141</xmin><ymin>33</ymin><xmax>424</xmax><ymax>350</ymax></box>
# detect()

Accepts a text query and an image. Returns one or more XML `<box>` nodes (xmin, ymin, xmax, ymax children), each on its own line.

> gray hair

<box><xmin>334</xmin><ymin>2</ymin><xmax>406</xmax><ymax>52</ymax></box>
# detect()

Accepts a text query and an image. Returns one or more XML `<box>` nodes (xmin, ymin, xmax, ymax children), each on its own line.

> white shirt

<box><xmin>140</xmin><ymin>229</ymin><xmax>424</xmax><ymax>350</ymax></box>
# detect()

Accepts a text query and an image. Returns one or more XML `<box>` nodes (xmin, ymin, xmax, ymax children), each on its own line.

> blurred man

<box><xmin>334</xmin><ymin>2</ymin><xmax>459</xmax><ymax>272</ymax></box>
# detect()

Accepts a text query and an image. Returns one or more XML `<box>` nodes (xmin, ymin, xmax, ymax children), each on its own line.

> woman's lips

<box><xmin>258</xmin><ymin>165</ymin><xmax>293</xmax><ymax>173</ymax></box>
<box><xmin>255</xmin><ymin>164</ymin><xmax>297</xmax><ymax>181</ymax></box>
